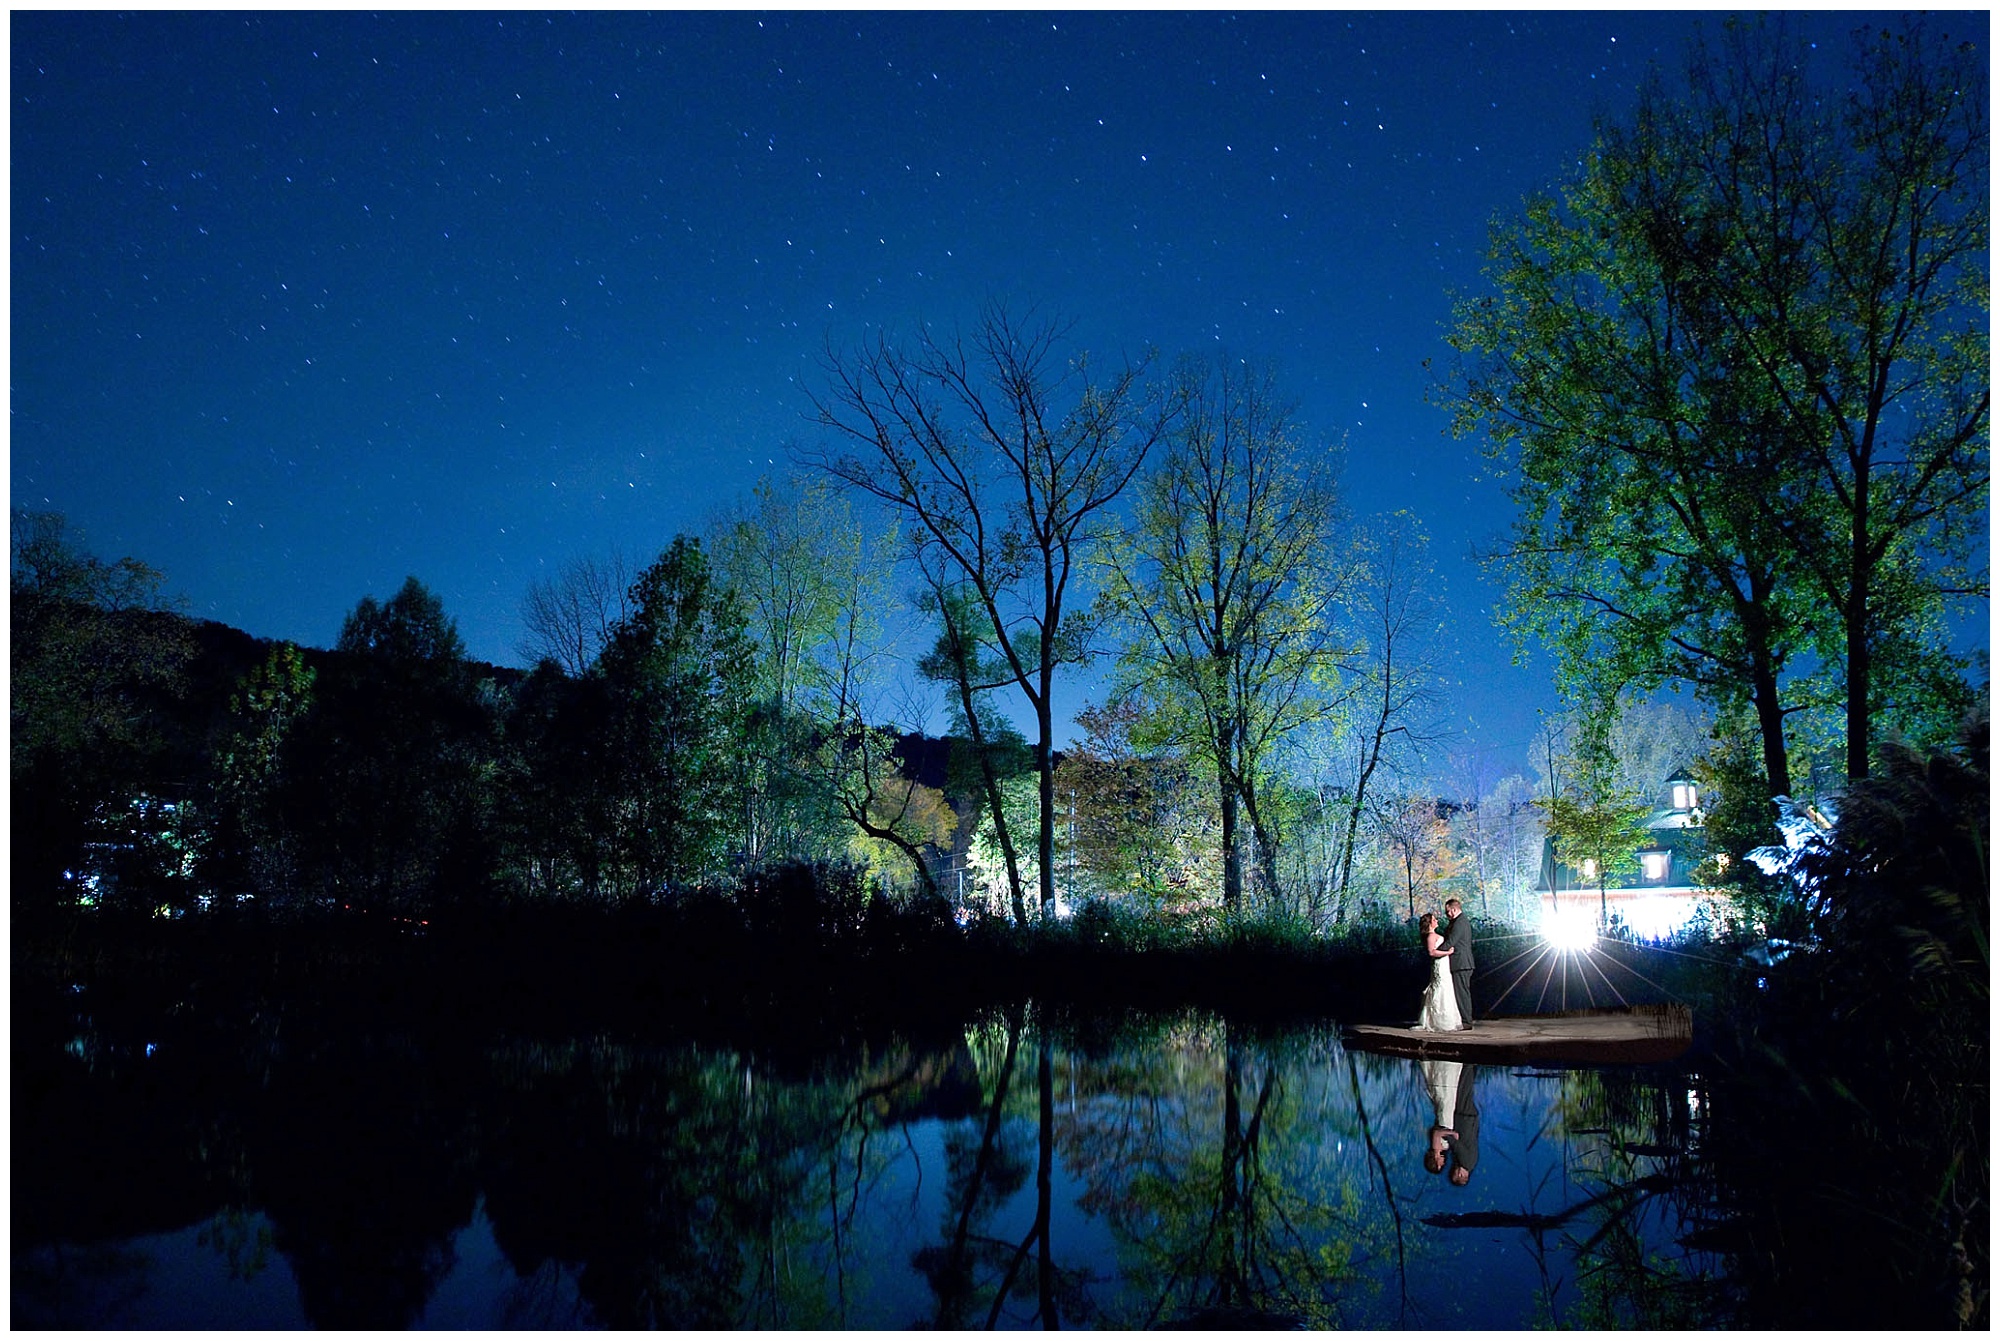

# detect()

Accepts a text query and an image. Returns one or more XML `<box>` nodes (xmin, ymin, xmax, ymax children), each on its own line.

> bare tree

<box><xmin>1330</xmin><ymin>515</ymin><xmax>1450</xmax><ymax>919</ymax></box>
<box><xmin>518</xmin><ymin>552</ymin><xmax>635</xmax><ymax>676</ymax></box>
<box><xmin>807</xmin><ymin>307</ymin><xmax>1176</xmax><ymax>923</ymax></box>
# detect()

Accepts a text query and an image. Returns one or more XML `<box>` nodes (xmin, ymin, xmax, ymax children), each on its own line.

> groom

<box><xmin>1441</xmin><ymin>897</ymin><xmax>1475</xmax><ymax>1027</ymax></box>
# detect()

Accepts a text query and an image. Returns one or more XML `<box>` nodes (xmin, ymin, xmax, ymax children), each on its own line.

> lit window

<box><xmin>1641</xmin><ymin>851</ymin><xmax>1670</xmax><ymax>881</ymax></box>
<box><xmin>1672</xmin><ymin>783</ymin><xmax>1698</xmax><ymax>810</ymax></box>
<box><xmin>1580</xmin><ymin>858</ymin><xmax>1598</xmax><ymax>880</ymax></box>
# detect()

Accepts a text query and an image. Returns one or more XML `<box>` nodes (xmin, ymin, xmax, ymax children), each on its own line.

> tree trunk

<box><xmin>1218</xmin><ymin>735</ymin><xmax>1242</xmax><ymax>912</ymax></box>
<box><xmin>1846</xmin><ymin>478</ymin><xmax>1872</xmax><ymax>781</ymax></box>
<box><xmin>1036</xmin><ymin>690</ymin><xmax>1058</xmax><ymax>924</ymax></box>
<box><xmin>1036</xmin><ymin>1037</ymin><xmax>1059</xmax><ymax>1329</ymax></box>
<box><xmin>949</xmin><ymin>653</ymin><xmax>1026</xmax><ymax>925</ymax></box>
<box><xmin>1749</xmin><ymin>653</ymin><xmax>1792</xmax><ymax>801</ymax></box>
<box><xmin>1243</xmin><ymin>793</ymin><xmax>1283</xmax><ymax>913</ymax></box>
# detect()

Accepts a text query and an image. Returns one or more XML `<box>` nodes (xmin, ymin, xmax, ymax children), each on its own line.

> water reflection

<box><xmin>14</xmin><ymin>1000</ymin><xmax>1726</xmax><ymax>1329</ymax></box>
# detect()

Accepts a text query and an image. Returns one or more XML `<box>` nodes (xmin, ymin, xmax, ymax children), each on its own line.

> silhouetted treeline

<box><xmin>12</xmin><ymin>518</ymin><xmax>963</xmax><ymax>924</ymax></box>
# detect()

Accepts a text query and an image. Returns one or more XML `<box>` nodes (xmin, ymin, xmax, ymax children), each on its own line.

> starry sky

<box><xmin>12</xmin><ymin>9</ymin><xmax>1979</xmax><ymax>776</ymax></box>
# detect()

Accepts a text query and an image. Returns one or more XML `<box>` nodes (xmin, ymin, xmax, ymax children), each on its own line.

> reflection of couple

<box><xmin>1413</xmin><ymin>897</ymin><xmax>1474</xmax><ymax>1032</ymax></box>
<box><xmin>1420</xmin><ymin>1058</ymin><xmax>1480</xmax><ymax>1186</ymax></box>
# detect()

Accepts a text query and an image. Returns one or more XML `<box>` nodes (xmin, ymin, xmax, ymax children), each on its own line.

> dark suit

<box><xmin>1446</xmin><ymin>1065</ymin><xmax>1480</xmax><ymax>1179</ymax></box>
<box><xmin>1440</xmin><ymin>909</ymin><xmax>1474</xmax><ymax>1023</ymax></box>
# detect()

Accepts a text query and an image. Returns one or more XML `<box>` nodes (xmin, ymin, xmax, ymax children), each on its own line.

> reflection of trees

<box><xmin>910</xmin><ymin>1009</ymin><xmax>1099</xmax><ymax>1328</ymax></box>
<box><xmin>247</xmin><ymin>1032</ymin><xmax>480</xmax><ymax>1329</ymax></box>
<box><xmin>1060</xmin><ymin>1019</ymin><xmax>1385</xmax><ymax>1327</ymax></box>
<box><xmin>1420</xmin><ymin>1064</ymin><xmax>1719</xmax><ymax>1328</ymax></box>
<box><xmin>477</xmin><ymin>1038</ymin><xmax>860</xmax><ymax>1328</ymax></box>
<box><xmin>911</xmin><ymin>1005</ymin><xmax>1034</xmax><ymax>1327</ymax></box>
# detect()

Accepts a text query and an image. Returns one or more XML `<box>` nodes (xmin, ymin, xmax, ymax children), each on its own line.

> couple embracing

<box><xmin>1414</xmin><ymin>897</ymin><xmax>1473</xmax><ymax>1032</ymax></box>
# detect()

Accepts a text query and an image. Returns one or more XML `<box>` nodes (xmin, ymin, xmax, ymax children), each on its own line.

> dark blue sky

<box><xmin>12</xmin><ymin>9</ymin><xmax>1971</xmax><ymax>774</ymax></box>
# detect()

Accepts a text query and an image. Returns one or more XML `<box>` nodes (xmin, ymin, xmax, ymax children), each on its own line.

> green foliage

<box><xmin>1536</xmin><ymin>714</ymin><xmax>1654</xmax><ymax>913</ymax></box>
<box><xmin>11</xmin><ymin>509</ymin><xmax>196</xmax><ymax>904</ymax></box>
<box><xmin>1058</xmin><ymin>701</ymin><xmax>1221</xmax><ymax>914</ymax></box>
<box><xmin>1689</xmin><ymin>716</ymin><xmax>1795</xmax><ymax>925</ymax></box>
<box><xmin>594</xmin><ymin>537</ymin><xmax>759</xmax><ymax>891</ymax></box>
<box><xmin>1101</xmin><ymin>355</ymin><xmax>1347</xmax><ymax>910</ymax></box>
<box><xmin>293</xmin><ymin>576</ymin><xmax>495</xmax><ymax>907</ymax></box>
<box><xmin>1703</xmin><ymin>711</ymin><xmax>1988</xmax><ymax>1326</ymax></box>
<box><xmin>213</xmin><ymin>642</ymin><xmax>317</xmax><ymax>900</ymax></box>
<box><xmin>1445</xmin><ymin>16</ymin><xmax>1988</xmax><ymax>792</ymax></box>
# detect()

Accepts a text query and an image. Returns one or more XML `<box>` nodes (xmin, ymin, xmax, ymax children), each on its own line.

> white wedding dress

<box><xmin>1414</xmin><ymin>941</ymin><xmax>1463</xmax><ymax>1032</ymax></box>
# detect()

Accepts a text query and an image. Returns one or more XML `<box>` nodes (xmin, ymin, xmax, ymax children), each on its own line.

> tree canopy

<box><xmin>1446</xmin><ymin>16</ymin><xmax>1987</xmax><ymax>799</ymax></box>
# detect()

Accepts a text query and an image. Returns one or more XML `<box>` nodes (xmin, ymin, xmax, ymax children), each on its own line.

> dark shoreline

<box><xmin>14</xmin><ymin>905</ymin><xmax>1719</xmax><ymax>1058</ymax></box>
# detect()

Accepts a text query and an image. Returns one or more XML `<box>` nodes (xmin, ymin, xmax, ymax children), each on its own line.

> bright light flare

<box><xmin>1540</xmin><ymin>907</ymin><xmax>1598</xmax><ymax>952</ymax></box>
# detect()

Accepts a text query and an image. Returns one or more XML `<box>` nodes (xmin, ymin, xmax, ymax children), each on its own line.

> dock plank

<box><xmin>1343</xmin><ymin>1005</ymin><xmax>1692</xmax><ymax>1065</ymax></box>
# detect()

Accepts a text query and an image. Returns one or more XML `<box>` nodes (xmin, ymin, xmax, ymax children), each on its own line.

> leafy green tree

<box><xmin>811</xmin><ymin>306</ymin><xmax>1178</xmax><ymax>923</ymax></box>
<box><xmin>595</xmin><ymin>537</ymin><xmax>757</xmax><ymax>891</ymax></box>
<box><xmin>11</xmin><ymin>509</ymin><xmax>195</xmax><ymax>903</ymax></box>
<box><xmin>213</xmin><ymin>642</ymin><xmax>316</xmax><ymax>902</ymax></box>
<box><xmin>1057</xmin><ymin>701</ymin><xmax>1220</xmax><ymax>910</ymax></box>
<box><xmin>1104</xmin><ymin>355</ymin><xmax>1346</xmax><ymax>911</ymax></box>
<box><xmin>711</xmin><ymin>474</ymin><xmax>903</xmax><ymax>866</ymax></box>
<box><xmin>493</xmin><ymin>659</ymin><xmax>623</xmax><ymax>900</ymax></box>
<box><xmin>918</xmin><ymin>572</ymin><xmax>1036</xmax><ymax>923</ymax></box>
<box><xmin>294</xmin><ymin>576</ymin><xmax>493</xmax><ymax>906</ymax></box>
<box><xmin>1447</xmin><ymin>17</ymin><xmax>1987</xmax><ymax>794</ymax></box>
<box><xmin>1537</xmin><ymin>714</ymin><xmax>1654</xmax><ymax>927</ymax></box>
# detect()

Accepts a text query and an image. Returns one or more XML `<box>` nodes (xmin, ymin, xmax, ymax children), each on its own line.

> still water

<box><xmin>15</xmin><ymin>1005</ymin><xmax>1717</xmax><ymax>1329</ymax></box>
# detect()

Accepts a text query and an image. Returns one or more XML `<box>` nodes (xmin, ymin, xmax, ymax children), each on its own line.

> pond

<box><xmin>15</xmin><ymin>995</ymin><xmax>1724</xmax><ymax>1329</ymax></box>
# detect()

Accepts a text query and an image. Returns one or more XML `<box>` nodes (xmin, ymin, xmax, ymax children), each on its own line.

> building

<box><xmin>1536</xmin><ymin>768</ymin><xmax>1727</xmax><ymax>938</ymax></box>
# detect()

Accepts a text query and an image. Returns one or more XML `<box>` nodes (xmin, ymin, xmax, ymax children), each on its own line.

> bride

<box><xmin>1413</xmin><ymin>911</ymin><xmax>1463</xmax><ymax>1032</ymax></box>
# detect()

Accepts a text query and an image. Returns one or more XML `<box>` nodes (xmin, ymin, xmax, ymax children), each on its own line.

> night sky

<box><xmin>12</xmin><ymin>9</ymin><xmax>1970</xmax><ymax>775</ymax></box>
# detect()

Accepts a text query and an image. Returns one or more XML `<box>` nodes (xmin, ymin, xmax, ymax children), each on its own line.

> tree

<box><xmin>596</xmin><ymin>538</ymin><xmax>758</xmax><ymax>891</ymax></box>
<box><xmin>1477</xmin><ymin>773</ymin><xmax>1548</xmax><ymax>924</ymax></box>
<box><xmin>1057</xmin><ymin>701</ymin><xmax>1220</xmax><ymax>911</ymax></box>
<box><xmin>1447</xmin><ymin>16</ymin><xmax>1987</xmax><ymax>796</ymax></box>
<box><xmin>1376</xmin><ymin>792</ymin><xmax>1465</xmax><ymax>922</ymax></box>
<box><xmin>214</xmin><ymin>642</ymin><xmax>317</xmax><ymax>901</ymax></box>
<box><xmin>1326</xmin><ymin>517</ymin><xmax>1450</xmax><ymax>920</ymax></box>
<box><xmin>918</xmin><ymin>571</ymin><xmax>1036</xmax><ymax>923</ymax></box>
<box><xmin>296</xmin><ymin>576</ymin><xmax>492</xmax><ymax>905</ymax></box>
<box><xmin>518</xmin><ymin>551</ymin><xmax>635</xmax><ymax>677</ymax></box>
<box><xmin>710</xmin><ymin>474</ymin><xmax>900</xmax><ymax>865</ymax></box>
<box><xmin>810</xmin><ymin>307</ymin><xmax>1177</xmax><ymax>922</ymax></box>
<box><xmin>1537</xmin><ymin>713</ymin><xmax>1654</xmax><ymax>928</ymax></box>
<box><xmin>1645</xmin><ymin>19</ymin><xmax>1987</xmax><ymax>781</ymax></box>
<box><xmin>12</xmin><ymin>510</ymin><xmax>195</xmax><ymax>901</ymax></box>
<box><xmin>1104</xmin><ymin>355</ymin><xmax>1347</xmax><ymax>911</ymax></box>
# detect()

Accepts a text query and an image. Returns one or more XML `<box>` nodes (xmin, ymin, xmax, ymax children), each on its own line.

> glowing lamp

<box><xmin>1540</xmin><ymin>907</ymin><xmax>1598</xmax><ymax>951</ymax></box>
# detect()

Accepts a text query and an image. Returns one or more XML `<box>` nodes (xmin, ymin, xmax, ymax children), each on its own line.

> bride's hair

<box><xmin>1418</xmin><ymin>912</ymin><xmax>1437</xmax><ymax>934</ymax></box>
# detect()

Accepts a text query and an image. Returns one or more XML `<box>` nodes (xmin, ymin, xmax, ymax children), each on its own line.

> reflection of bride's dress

<box><xmin>1422</xmin><ymin>1057</ymin><xmax>1463</xmax><ymax>1129</ymax></box>
<box><xmin>1414</xmin><ymin>952</ymin><xmax>1463</xmax><ymax>1032</ymax></box>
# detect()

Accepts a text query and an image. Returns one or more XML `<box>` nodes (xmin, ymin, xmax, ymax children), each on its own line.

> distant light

<box><xmin>1541</xmin><ymin>907</ymin><xmax>1597</xmax><ymax>952</ymax></box>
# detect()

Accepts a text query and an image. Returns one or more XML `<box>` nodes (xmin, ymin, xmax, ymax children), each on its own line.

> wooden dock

<box><xmin>1342</xmin><ymin>1004</ymin><xmax>1693</xmax><ymax>1065</ymax></box>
